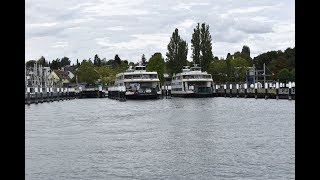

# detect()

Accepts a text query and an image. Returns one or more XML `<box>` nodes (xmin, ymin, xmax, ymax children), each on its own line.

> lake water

<box><xmin>25</xmin><ymin>97</ymin><xmax>295</xmax><ymax>179</ymax></box>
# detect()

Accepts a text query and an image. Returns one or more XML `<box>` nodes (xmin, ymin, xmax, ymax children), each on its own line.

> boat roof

<box><xmin>116</xmin><ymin>71</ymin><xmax>158</xmax><ymax>77</ymax></box>
<box><xmin>173</xmin><ymin>65</ymin><xmax>209</xmax><ymax>77</ymax></box>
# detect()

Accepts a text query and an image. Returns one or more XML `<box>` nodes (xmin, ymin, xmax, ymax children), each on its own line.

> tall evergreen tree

<box><xmin>241</xmin><ymin>45</ymin><xmax>252</xmax><ymax>64</ymax></box>
<box><xmin>200</xmin><ymin>23</ymin><xmax>213</xmax><ymax>71</ymax></box>
<box><xmin>191</xmin><ymin>23</ymin><xmax>201</xmax><ymax>66</ymax></box>
<box><xmin>37</xmin><ymin>56</ymin><xmax>48</xmax><ymax>66</ymax></box>
<box><xmin>141</xmin><ymin>54</ymin><xmax>147</xmax><ymax>66</ymax></box>
<box><xmin>94</xmin><ymin>54</ymin><xmax>101</xmax><ymax>66</ymax></box>
<box><xmin>226</xmin><ymin>56</ymin><xmax>233</xmax><ymax>82</ymax></box>
<box><xmin>166</xmin><ymin>28</ymin><xmax>188</xmax><ymax>75</ymax></box>
<box><xmin>226</xmin><ymin>53</ymin><xmax>232</xmax><ymax>60</ymax></box>
<box><xmin>191</xmin><ymin>22</ymin><xmax>213</xmax><ymax>71</ymax></box>
<box><xmin>114</xmin><ymin>54</ymin><xmax>121</xmax><ymax>65</ymax></box>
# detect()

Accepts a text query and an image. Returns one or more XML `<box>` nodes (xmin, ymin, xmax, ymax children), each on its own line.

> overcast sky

<box><xmin>25</xmin><ymin>0</ymin><xmax>295</xmax><ymax>64</ymax></box>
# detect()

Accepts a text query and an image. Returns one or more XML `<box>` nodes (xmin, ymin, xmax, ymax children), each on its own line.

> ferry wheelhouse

<box><xmin>171</xmin><ymin>66</ymin><xmax>214</xmax><ymax>97</ymax></box>
<box><xmin>108</xmin><ymin>66</ymin><xmax>161</xmax><ymax>99</ymax></box>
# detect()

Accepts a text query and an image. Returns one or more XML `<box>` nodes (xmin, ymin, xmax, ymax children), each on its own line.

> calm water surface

<box><xmin>25</xmin><ymin>97</ymin><xmax>295</xmax><ymax>179</ymax></box>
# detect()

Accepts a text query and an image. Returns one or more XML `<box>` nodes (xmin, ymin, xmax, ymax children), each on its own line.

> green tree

<box><xmin>76</xmin><ymin>59</ymin><xmax>80</xmax><ymax>67</ymax></box>
<box><xmin>166</xmin><ymin>28</ymin><xmax>188</xmax><ymax>75</ymax></box>
<box><xmin>141</xmin><ymin>54</ymin><xmax>147</xmax><ymax>66</ymax></box>
<box><xmin>26</xmin><ymin>60</ymin><xmax>36</xmax><ymax>68</ymax></box>
<box><xmin>88</xmin><ymin>58</ymin><xmax>93</xmax><ymax>64</ymax></box>
<box><xmin>278</xmin><ymin>68</ymin><xmax>291</xmax><ymax>83</ymax></box>
<box><xmin>95</xmin><ymin>66</ymin><xmax>119</xmax><ymax>85</ymax></box>
<box><xmin>207</xmin><ymin>59</ymin><xmax>228</xmax><ymax>83</ymax></box>
<box><xmin>114</xmin><ymin>54</ymin><xmax>121</xmax><ymax>65</ymax></box>
<box><xmin>37</xmin><ymin>56</ymin><xmax>49</xmax><ymax>67</ymax></box>
<box><xmin>290</xmin><ymin>68</ymin><xmax>295</xmax><ymax>81</ymax></box>
<box><xmin>241</xmin><ymin>45</ymin><xmax>252</xmax><ymax>64</ymax></box>
<box><xmin>94</xmin><ymin>54</ymin><xmax>101</xmax><ymax>66</ymax></box>
<box><xmin>146</xmin><ymin>52</ymin><xmax>165</xmax><ymax>84</ymax></box>
<box><xmin>253</xmin><ymin>50</ymin><xmax>282</xmax><ymax>70</ymax></box>
<box><xmin>226</xmin><ymin>56</ymin><xmax>233</xmax><ymax>81</ymax></box>
<box><xmin>233</xmin><ymin>51</ymin><xmax>241</xmax><ymax>59</ymax></box>
<box><xmin>231</xmin><ymin>57</ymin><xmax>250</xmax><ymax>82</ymax></box>
<box><xmin>200</xmin><ymin>23</ymin><xmax>214</xmax><ymax>71</ymax></box>
<box><xmin>76</xmin><ymin>61</ymin><xmax>100</xmax><ymax>85</ymax></box>
<box><xmin>269</xmin><ymin>56</ymin><xmax>289</xmax><ymax>80</ymax></box>
<box><xmin>191</xmin><ymin>22</ymin><xmax>214</xmax><ymax>71</ymax></box>
<box><xmin>61</xmin><ymin>57</ymin><xmax>71</xmax><ymax>67</ymax></box>
<box><xmin>226</xmin><ymin>53</ymin><xmax>232</xmax><ymax>60</ymax></box>
<box><xmin>283</xmin><ymin>47</ymin><xmax>295</xmax><ymax>70</ymax></box>
<box><xmin>50</xmin><ymin>58</ymin><xmax>61</xmax><ymax>70</ymax></box>
<box><xmin>101</xmin><ymin>58</ymin><xmax>107</xmax><ymax>66</ymax></box>
<box><xmin>191</xmin><ymin>23</ymin><xmax>201</xmax><ymax>65</ymax></box>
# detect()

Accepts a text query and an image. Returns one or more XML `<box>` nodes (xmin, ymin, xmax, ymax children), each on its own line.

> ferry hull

<box><xmin>126</xmin><ymin>93</ymin><xmax>160</xmax><ymax>99</ymax></box>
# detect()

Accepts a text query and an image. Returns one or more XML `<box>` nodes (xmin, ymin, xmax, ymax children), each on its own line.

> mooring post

<box><xmin>27</xmin><ymin>87</ymin><xmax>31</xmax><ymax>105</ymax></box>
<box><xmin>224</xmin><ymin>84</ymin><xmax>226</xmax><ymax>98</ymax></box>
<box><xmin>161</xmin><ymin>85</ymin><xmax>164</xmax><ymax>99</ymax></box>
<box><xmin>64</xmin><ymin>88</ymin><xmax>67</xmax><ymax>99</ymax></box>
<box><xmin>254</xmin><ymin>83</ymin><xmax>258</xmax><ymax>99</ymax></box>
<box><xmin>288</xmin><ymin>81</ymin><xmax>292</xmax><ymax>100</ymax></box>
<box><xmin>276</xmin><ymin>82</ymin><xmax>279</xmax><ymax>100</ymax></box>
<box><xmin>166</xmin><ymin>85</ymin><xmax>169</xmax><ymax>99</ymax></box>
<box><xmin>57</xmin><ymin>88</ymin><xmax>60</xmax><ymax>101</ymax></box>
<box><xmin>68</xmin><ymin>87</ymin><xmax>71</xmax><ymax>99</ymax></box>
<box><xmin>98</xmin><ymin>86</ymin><xmax>102</xmax><ymax>98</ymax></box>
<box><xmin>35</xmin><ymin>87</ymin><xmax>38</xmax><ymax>104</ymax></box>
<box><xmin>229</xmin><ymin>84</ymin><xmax>232</xmax><ymax>98</ymax></box>
<box><xmin>39</xmin><ymin>88</ymin><xmax>43</xmax><ymax>103</ymax></box>
<box><xmin>236</xmin><ymin>84</ymin><xmax>239</xmax><ymax>98</ymax></box>
<box><xmin>50</xmin><ymin>88</ymin><xmax>53</xmax><ymax>102</ymax></box>
<box><xmin>63</xmin><ymin>88</ymin><xmax>65</xmax><ymax>100</ymax></box>
<box><xmin>62</xmin><ymin>87</ymin><xmax>65</xmax><ymax>100</ymax></box>
<box><xmin>265</xmin><ymin>83</ymin><xmax>268</xmax><ymax>99</ymax></box>
<box><xmin>244</xmin><ymin>84</ymin><xmax>247</xmax><ymax>98</ymax></box>
<box><xmin>46</xmin><ymin>88</ymin><xmax>49</xmax><ymax>102</ymax></box>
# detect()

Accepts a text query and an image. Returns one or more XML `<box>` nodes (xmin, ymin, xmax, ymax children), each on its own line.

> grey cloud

<box><xmin>26</xmin><ymin>0</ymin><xmax>294</xmax><ymax>63</ymax></box>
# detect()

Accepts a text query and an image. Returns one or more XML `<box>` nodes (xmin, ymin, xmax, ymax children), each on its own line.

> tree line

<box><xmin>26</xmin><ymin>22</ymin><xmax>295</xmax><ymax>86</ymax></box>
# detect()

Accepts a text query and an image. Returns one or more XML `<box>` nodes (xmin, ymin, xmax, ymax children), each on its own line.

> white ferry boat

<box><xmin>171</xmin><ymin>65</ymin><xmax>214</xmax><ymax>97</ymax></box>
<box><xmin>108</xmin><ymin>65</ymin><xmax>161</xmax><ymax>99</ymax></box>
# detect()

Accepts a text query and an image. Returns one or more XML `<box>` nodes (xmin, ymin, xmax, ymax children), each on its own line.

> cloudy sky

<box><xmin>26</xmin><ymin>0</ymin><xmax>295</xmax><ymax>64</ymax></box>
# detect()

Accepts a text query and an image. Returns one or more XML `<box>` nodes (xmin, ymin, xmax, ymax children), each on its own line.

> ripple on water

<box><xmin>26</xmin><ymin>98</ymin><xmax>295</xmax><ymax>180</ymax></box>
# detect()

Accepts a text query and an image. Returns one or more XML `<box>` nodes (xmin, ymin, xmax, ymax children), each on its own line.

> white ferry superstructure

<box><xmin>171</xmin><ymin>66</ymin><xmax>214</xmax><ymax>97</ymax></box>
<box><xmin>108</xmin><ymin>66</ymin><xmax>161</xmax><ymax>99</ymax></box>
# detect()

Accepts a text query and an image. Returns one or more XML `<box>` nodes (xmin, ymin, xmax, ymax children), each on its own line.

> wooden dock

<box><xmin>25</xmin><ymin>87</ymin><xmax>107</xmax><ymax>105</ymax></box>
<box><xmin>214</xmin><ymin>87</ymin><xmax>295</xmax><ymax>100</ymax></box>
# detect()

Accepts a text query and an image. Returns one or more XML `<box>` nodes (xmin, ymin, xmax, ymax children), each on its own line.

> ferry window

<box><xmin>133</xmin><ymin>75</ymin><xmax>141</xmax><ymax>78</ymax></box>
<box><xmin>149</xmin><ymin>74</ymin><xmax>157</xmax><ymax>79</ymax></box>
<box><xmin>142</xmin><ymin>74</ymin><xmax>150</xmax><ymax>79</ymax></box>
<box><xmin>124</xmin><ymin>75</ymin><xmax>132</xmax><ymax>79</ymax></box>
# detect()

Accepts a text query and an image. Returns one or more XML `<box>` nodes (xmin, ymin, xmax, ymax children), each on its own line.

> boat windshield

<box><xmin>135</xmin><ymin>66</ymin><xmax>146</xmax><ymax>70</ymax></box>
